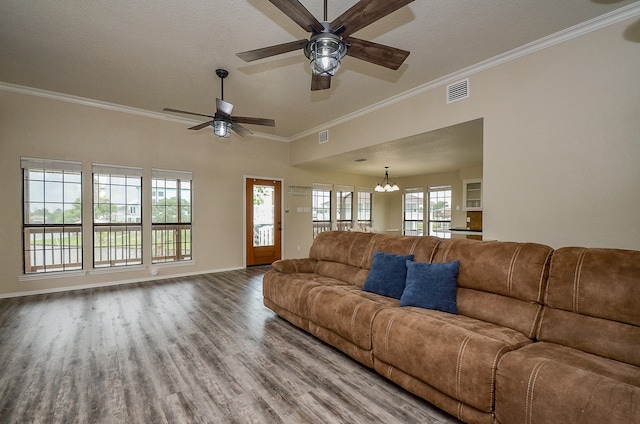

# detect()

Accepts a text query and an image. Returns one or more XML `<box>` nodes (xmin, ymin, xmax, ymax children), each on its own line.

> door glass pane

<box><xmin>253</xmin><ymin>185</ymin><xmax>274</xmax><ymax>247</ymax></box>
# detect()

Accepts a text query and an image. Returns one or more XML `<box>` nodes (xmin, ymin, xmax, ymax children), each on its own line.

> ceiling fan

<box><xmin>237</xmin><ymin>0</ymin><xmax>415</xmax><ymax>91</ymax></box>
<box><xmin>163</xmin><ymin>69</ymin><xmax>275</xmax><ymax>137</ymax></box>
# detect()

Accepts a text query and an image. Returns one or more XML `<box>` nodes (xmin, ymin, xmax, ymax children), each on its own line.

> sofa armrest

<box><xmin>271</xmin><ymin>258</ymin><xmax>317</xmax><ymax>273</ymax></box>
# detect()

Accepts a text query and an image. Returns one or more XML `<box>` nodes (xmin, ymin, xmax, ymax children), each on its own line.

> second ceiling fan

<box><xmin>237</xmin><ymin>0</ymin><xmax>415</xmax><ymax>91</ymax></box>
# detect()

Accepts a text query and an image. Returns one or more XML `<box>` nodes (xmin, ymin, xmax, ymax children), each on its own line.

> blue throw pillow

<box><xmin>400</xmin><ymin>260</ymin><xmax>460</xmax><ymax>314</ymax></box>
<box><xmin>362</xmin><ymin>251</ymin><xmax>414</xmax><ymax>299</ymax></box>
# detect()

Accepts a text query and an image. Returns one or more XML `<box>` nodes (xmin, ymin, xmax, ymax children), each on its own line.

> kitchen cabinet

<box><xmin>463</xmin><ymin>179</ymin><xmax>482</xmax><ymax>211</ymax></box>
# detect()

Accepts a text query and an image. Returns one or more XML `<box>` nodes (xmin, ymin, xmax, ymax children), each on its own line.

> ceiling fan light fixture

<box><xmin>213</xmin><ymin>119</ymin><xmax>231</xmax><ymax>138</ymax></box>
<box><xmin>305</xmin><ymin>32</ymin><xmax>347</xmax><ymax>77</ymax></box>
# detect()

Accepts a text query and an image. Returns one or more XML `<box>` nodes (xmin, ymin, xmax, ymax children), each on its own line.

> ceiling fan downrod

<box><xmin>216</xmin><ymin>68</ymin><xmax>228</xmax><ymax>100</ymax></box>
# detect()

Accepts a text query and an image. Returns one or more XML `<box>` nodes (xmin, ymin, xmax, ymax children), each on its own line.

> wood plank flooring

<box><xmin>0</xmin><ymin>267</ymin><xmax>462</xmax><ymax>424</ymax></box>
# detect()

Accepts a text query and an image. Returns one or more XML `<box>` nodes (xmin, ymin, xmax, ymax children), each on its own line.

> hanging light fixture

<box><xmin>375</xmin><ymin>167</ymin><xmax>400</xmax><ymax>192</ymax></box>
<box><xmin>213</xmin><ymin>118</ymin><xmax>232</xmax><ymax>138</ymax></box>
<box><xmin>304</xmin><ymin>23</ymin><xmax>347</xmax><ymax>77</ymax></box>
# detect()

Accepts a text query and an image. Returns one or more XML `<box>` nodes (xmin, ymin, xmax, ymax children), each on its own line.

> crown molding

<box><xmin>289</xmin><ymin>2</ymin><xmax>640</xmax><ymax>142</ymax></box>
<box><xmin>0</xmin><ymin>81</ymin><xmax>289</xmax><ymax>143</ymax></box>
<box><xmin>2</xmin><ymin>2</ymin><xmax>638</xmax><ymax>144</ymax></box>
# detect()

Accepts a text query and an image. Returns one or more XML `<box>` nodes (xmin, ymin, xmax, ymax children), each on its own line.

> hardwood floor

<box><xmin>0</xmin><ymin>267</ymin><xmax>462</xmax><ymax>424</ymax></box>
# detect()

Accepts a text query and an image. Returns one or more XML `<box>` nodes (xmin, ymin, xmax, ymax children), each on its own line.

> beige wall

<box><xmin>291</xmin><ymin>17</ymin><xmax>640</xmax><ymax>249</ymax></box>
<box><xmin>1</xmin><ymin>16</ymin><xmax>638</xmax><ymax>297</ymax></box>
<box><xmin>0</xmin><ymin>91</ymin><xmax>378</xmax><ymax>296</ymax></box>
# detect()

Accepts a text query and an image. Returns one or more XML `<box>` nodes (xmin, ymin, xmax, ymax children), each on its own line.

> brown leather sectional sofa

<box><xmin>262</xmin><ymin>231</ymin><xmax>639</xmax><ymax>424</ymax></box>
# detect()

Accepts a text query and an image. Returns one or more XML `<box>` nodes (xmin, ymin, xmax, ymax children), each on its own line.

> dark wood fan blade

<box><xmin>232</xmin><ymin>123</ymin><xmax>253</xmax><ymax>137</ymax></box>
<box><xmin>268</xmin><ymin>0</ymin><xmax>323</xmax><ymax>33</ymax></box>
<box><xmin>188</xmin><ymin>120</ymin><xmax>214</xmax><ymax>130</ymax></box>
<box><xmin>216</xmin><ymin>98</ymin><xmax>233</xmax><ymax>117</ymax></box>
<box><xmin>237</xmin><ymin>39</ymin><xmax>308</xmax><ymax>62</ymax></box>
<box><xmin>163</xmin><ymin>107</ymin><xmax>215</xmax><ymax>119</ymax></box>
<box><xmin>311</xmin><ymin>74</ymin><xmax>331</xmax><ymax>91</ymax></box>
<box><xmin>233</xmin><ymin>116</ymin><xmax>276</xmax><ymax>127</ymax></box>
<box><xmin>331</xmin><ymin>0</ymin><xmax>415</xmax><ymax>38</ymax></box>
<box><xmin>345</xmin><ymin>37</ymin><xmax>410</xmax><ymax>70</ymax></box>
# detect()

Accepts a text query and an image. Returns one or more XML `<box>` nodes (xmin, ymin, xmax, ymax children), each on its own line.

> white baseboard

<box><xmin>0</xmin><ymin>266</ymin><xmax>245</xmax><ymax>299</ymax></box>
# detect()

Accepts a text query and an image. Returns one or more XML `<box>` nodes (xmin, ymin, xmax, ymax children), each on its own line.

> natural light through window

<box><xmin>92</xmin><ymin>164</ymin><xmax>142</xmax><ymax>268</ymax></box>
<box><xmin>22</xmin><ymin>158</ymin><xmax>83</xmax><ymax>274</ymax></box>
<box><xmin>152</xmin><ymin>169</ymin><xmax>193</xmax><ymax>263</ymax></box>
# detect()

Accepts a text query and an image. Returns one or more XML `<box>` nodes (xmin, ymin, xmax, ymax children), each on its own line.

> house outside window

<box><xmin>312</xmin><ymin>183</ymin><xmax>332</xmax><ymax>238</ymax></box>
<box><xmin>335</xmin><ymin>185</ymin><xmax>354</xmax><ymax>231</ymax></box>
<box><xmin>92</xmin><ymin>164</ymin><xmax>142</xmax><ymax>268</ymax></box>
<box><xmin>22</xmin><ymin>158</ymin><xmax>83</xmax><ymax>274</ymax></box>
<box><xmin>357</xmin><ymin>189</ymin><xmax>373</xmax><ymax>230</ymax></box>
<box><xmin>152</xmin><ymin>169</ymin><xmax>193</xmax><ymax>263</ymax></box>
<box><xmin>428</xmin><ymin>185</ymin><xmax>452</xmax><ymax>238</ymax></box>
<box><xmin>403</xmin><ymin>188</ymin><xmax>424</xmax><ymax>236</ymax></box>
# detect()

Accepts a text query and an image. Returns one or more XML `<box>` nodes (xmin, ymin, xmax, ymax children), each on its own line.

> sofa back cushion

<box><xmin>539</xmin><ymin>247</ymin><xmax>640</xmax><ymax>366</ymax></box>
<box><xmin>309</xmin><ymin>231</ymin><xmax>375</xmax><ymax>266</ymax></box>
<box><xmin>360</xmin><ymin>234</ymin><xmax>441</xmax><ymax>269</ymax></box>
<box><xmin>309</xmin><ymin>231</ymin><xmax>375</xmax><ymax>285</ymax></box>
<box><xmin>433</xmin><ymin>239</ymin><xmax>553</xmax><ymax>338</ymax></box>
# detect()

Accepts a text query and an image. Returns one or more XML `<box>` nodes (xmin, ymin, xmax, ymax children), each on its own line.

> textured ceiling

<box><xmin>1</xmin><ymin>1</ymin><xmax>639</xmax><ymax>175</ymax></box>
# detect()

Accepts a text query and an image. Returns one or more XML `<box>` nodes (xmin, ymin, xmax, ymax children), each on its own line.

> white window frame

<box><xmin>356</xmin><ymin>187</ymin><xmax>373</xmax><ymax>230</ymax></box>
<box><xmin>21</xmin><ymin>157</ymin><xmax>83</xmax><ymax>275</ymax></box>
<box><xmin>428</xmin><ymin>185</ymin><xmax>452</xmax><ymax>238</ymax></box>
<box><xmin>151</xmin><ymin>169</ymin><xmax>193</xmax><ymax>264</ymax></box>
<box><xmin>403</xmin><ymin>188</ymin><xmax>425</xmax><ymax>236</ymax></box>
<box><xmin>312</xmin><ymin>183</ymin><xmax>333</xmax><ymax>238</ymax></box>
<box><xmin>92</xmin><ymin>163</ymin><xmax>143</xmax><ymax>268</ymax></box>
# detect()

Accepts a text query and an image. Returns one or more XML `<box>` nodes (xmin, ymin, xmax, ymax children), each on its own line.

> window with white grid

<box><xmin>152</xmin><ymin>169</ymin><xmax>193</xmax><ymax>263</ymax></box>
<box><xmin>403</xmin><ymin>188</ymin><xmax>424</xmax><ymax>236</ymax></box>
<box><xmin>92</xmin><ymin>164</ymin><xmax>143</xmax><ymax>268</ymax></box>
<box><xmin>428</xmin><ymin>185</ymin><xmax>452</xmax><ymax>238</ymax></box>
<box><xmin>22</xmin><ymin>158</ymin><xmax>83</xmax><ymax>274</ymax></box>
<box><xmin>312</xmin><ymin>183</ymin><xmax>332</xmax><ymax>238</ymax></box>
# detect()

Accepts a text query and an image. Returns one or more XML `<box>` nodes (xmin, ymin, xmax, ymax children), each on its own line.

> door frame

<box><xmin>243</xmin><ymin>175</ymin><xmax>285</xmax><ymax>267</ymax></box>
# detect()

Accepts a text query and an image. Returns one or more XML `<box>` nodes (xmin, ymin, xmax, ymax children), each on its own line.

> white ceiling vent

<box><xmin>319</xmin><ymin>129</ymin><xmax>329</xmax><ymax>144</ymax></box>
<box><xmin>447</xmin><ymin>78</ymin><xmax>470</xmax><ymax>104</ymax></box>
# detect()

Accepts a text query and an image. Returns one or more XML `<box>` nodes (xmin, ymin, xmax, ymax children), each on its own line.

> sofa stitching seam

<box><xmin>363</xmin><ymin>234</ymin><xmax>380</xmax><ymax>268</ymax></box>
<box><xmin>347</xmin><ymin>237</ymin><xmax>356</xmax><ymax>267</ymax></box>
<box><xmin>526</xmin><ymin>359</ymin><xmax>548</xmax><ymax>424</ymax></box>
<box><xmin>351</xmin><ymin>303</ymin><xmax>363</xmax><ymax>346</ymax></box>
<box><xmin>409</xmin><ymin>238</ymin><xmax>419</xmax><ymax>255</ymax></box>
<box><xmin>507</xmin><ymin>244</ymin><xmax>524</xmax><ymax>296</ymax></box>
<box><xmin>442</xmin><ymin>242</ymin><xmax>453</xmax><ymax>262</ymax></box>
<box><xmin>529</xmin><ymin>304</ymin><xmax>543</xmax><ymax>339</ymax></box>
<box><xmin>429</xmin><ymin>240</ymin><xmax>441</xmax><ymax>264</ymax></box>
<box><xmin>537</xmin><ymin>249</ymin><xmax>553</xmax><ymax>304</ymax></box>
<box><xmin>573</xmin><ymin>250</ymin><xmax>586</xmax><ymax>313</ymax></box>
<box><xmin>455</xmin><ymin>336</ymin><xmax>472</xmax><ymax>400</ymax></box>
<box><xmin>535</xmin><ymin>306</ymin><xmax>547</xmax><ymax>339</ymax></box>
<box><xmin>490</xmin><ymin>346</ymin><xmax>510</xmax><ymax>408</ymax></box>
<box><xmin>384</xmin><ymin>312</ymin><xmax>398</xmax><ymax>360</ymax></box>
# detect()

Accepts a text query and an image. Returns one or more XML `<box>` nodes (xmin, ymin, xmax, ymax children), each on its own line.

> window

<box><xmin>152</xmin><ymin>169</ymin><xmax>193</xmax><ymax>263</ymax></box>
<box><xmin>357</xmin><ymin>188</ymin><xmax>373</xmax><ymax>230</ymax></box>
<box><xmin>92</xmin><ymin>164</ymin><xmax>142</xmax><ymax>268</ymax></box>
<box><xmin>403</xmin><ymin>188</ymin><xmax>424</xmax><ymax>236</ymax></box>
<box><xmin>335</xmin><ymin>185</ymin><xmax>354</xmax><ymax>231</ymax></box>
<box><xmin>312</xmin><ymin>183</ymin><xmax>332</xmax><ymax>237</ymax></box>
<box><xmin>428</xmin><ymin>186</ymin><xmax>452</xmax><ymax>238</ymax></box>
<box><xmin>22</xmin><ymin>158</ymin><xmax>83</xmax><ymax>273</ymax></box>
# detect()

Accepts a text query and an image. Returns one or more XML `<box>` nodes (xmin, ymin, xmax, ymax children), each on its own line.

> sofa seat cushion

<box><xmin>372</xmin><ymin>307</ymin><xmax>532</xmax><ymax>413</ymax></box>
<box><xmin>262</xmin><ymin>270</ymin><xmax>350</xmax><ymax>329</ymax></box>
<box><xmin>307</xmin><ymin>285</ymin><xmax>399</xmax><ymax>351</ymax></box>
<box><xmin>495</xmin><ymin>342</ymin><xmax>640</xmax><ymax>424</ymax></box>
